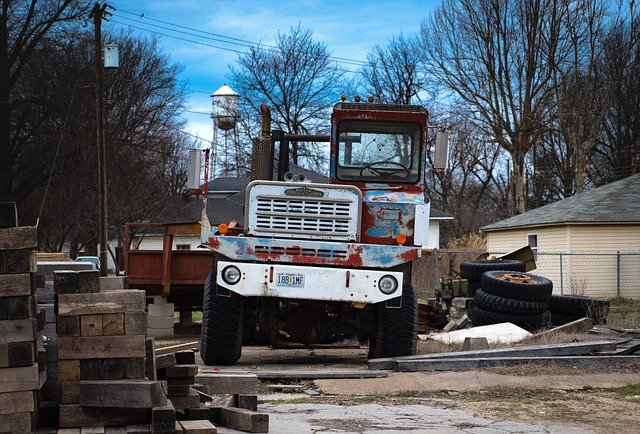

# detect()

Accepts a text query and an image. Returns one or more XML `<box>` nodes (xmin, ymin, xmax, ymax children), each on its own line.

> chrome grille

<box><xmin>246</xmin><ymin>181</ymin><xmax>361</xmax><ymax>241</ymax></box>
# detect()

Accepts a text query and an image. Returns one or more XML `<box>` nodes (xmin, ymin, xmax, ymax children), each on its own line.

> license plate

<box><xmin>275</xmin><ymin>273</ymin><xmax>305</xmax><ymax>288</ymax></box>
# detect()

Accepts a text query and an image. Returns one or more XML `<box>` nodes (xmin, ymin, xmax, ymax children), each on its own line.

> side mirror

<box><xmin>186</xmin><ymin>149</ymin><xmax>202</xmax><ymax>191</ymax></box>
<box><xmin>434</xmin><ymin>131</ymin><xmax>450</xmax><ymax>171</ymax></box>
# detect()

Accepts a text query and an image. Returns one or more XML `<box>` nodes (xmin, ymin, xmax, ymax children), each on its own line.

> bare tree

<box><xmin>230</xmin><ymin>25</ymin><xmax>346</xmax><ymax>172</ymax></box>
<box><xmin>0</xmin><ymin>0</ymin><xmax>92</xmax><ymax>202</ymax></box>
<box><xmin>18</xmin><ymin>30</ymin><xmax>190</xmax><ymax>259</ymax></box>
<box><xmin>359</xmin><ymin>34</ymin><xmax>426</xmax><ymax>104</ymax></box>
<box><xmin>592</xmin><ymin>7</ymin><xmax>640</xmax><ymax>185</ymax></box>
<box><xmin>420</xmin><ymin>0</ymin><xmax>571</xmax><ymax>214</ymax></box>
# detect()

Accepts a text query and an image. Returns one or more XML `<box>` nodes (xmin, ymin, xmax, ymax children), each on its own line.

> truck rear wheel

<box><xmin>368</xmin><ymin>283</ymin><xmax>418</xmax><ymax>359</ymax></box>
<box><xmin>200</xmin><ymin>273</ymin><xmax>244</xmax><ymax>365</ymax></box>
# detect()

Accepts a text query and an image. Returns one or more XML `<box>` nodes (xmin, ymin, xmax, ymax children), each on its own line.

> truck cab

<box><xmin>199</xmin><ymin>101</ymin><xmax>440</xmax><ymax>365</ymax></box>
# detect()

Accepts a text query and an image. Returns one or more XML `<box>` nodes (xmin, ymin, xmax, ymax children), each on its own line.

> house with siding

<box><xmin>480</xmin><ymin>173</ymin><xmax>640</xmax><ymax>299</ymax></box>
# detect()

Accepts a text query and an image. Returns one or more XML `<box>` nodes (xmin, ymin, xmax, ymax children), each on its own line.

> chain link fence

<box><xmin>441</xmin><ymin>251</ymin><xmax>640</xmax><ymax>300</ymax></box>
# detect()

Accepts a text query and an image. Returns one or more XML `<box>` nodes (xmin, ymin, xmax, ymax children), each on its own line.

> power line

<box><xmin>111</xmin><ymin>8</ymin><xmax>367</xmax><ymax>67</ymax></box>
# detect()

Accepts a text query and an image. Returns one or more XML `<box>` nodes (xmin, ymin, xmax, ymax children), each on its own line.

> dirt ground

<box><xmin>185</xmin><ymin>339</ymin><xmax>640</xmax><ymax>434</ymax></box>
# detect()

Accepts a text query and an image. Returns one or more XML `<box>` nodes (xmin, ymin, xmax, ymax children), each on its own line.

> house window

<box><xmin>527</xmin><ymin>234</ymin><xmax>538</xmax><ymax>260</ymax></box>
<box><xmin>176</xmin><ymin>244</ymin><xmax>191</xmax><ymax>250</ymax></box>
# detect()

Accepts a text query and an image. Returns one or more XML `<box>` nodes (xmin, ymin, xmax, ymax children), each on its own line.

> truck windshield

<box><xmin>336</xmin><ymin>120</ymin><xmax>421</xmax><ymax>183</ymax></box>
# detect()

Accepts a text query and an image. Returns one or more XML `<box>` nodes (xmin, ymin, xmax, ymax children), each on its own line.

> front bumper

<box><xmin>216</xmin><ymin>261</ymin><xmax>403</xmax><ymax>304</ymax></box>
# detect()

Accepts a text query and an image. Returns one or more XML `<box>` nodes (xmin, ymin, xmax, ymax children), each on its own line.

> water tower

<box><xmin>211</xmin><ymin>84</ymin><xmax>239</xmax><ymax>177</ymax></box>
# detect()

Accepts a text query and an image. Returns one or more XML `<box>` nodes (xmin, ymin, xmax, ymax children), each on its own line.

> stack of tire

<box><xmin>460</xmin><ymin>259</ymin><xmax>527</xmax><ymax>296</ymax></box>
<box><xmin>549</xmin><ymin>295</ymin><xmax>610</xmax><ymax>326</ymax></box>
<box><xmin>469</xmin><ymin>269</ymin><xmax>554</xmax><ymax>332</ymax></box>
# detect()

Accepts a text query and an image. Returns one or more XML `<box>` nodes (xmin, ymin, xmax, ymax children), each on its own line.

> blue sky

<box><xmin>107</xmin><ymin>0</ymin><xmax>438</xmax><ymax>143</ymax></box>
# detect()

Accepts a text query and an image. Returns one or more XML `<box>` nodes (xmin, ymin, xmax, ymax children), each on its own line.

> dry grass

<box><xmin>607</xmin><ymin>298</ymin><xmax>640</xmax><ymax>327</ymax></box>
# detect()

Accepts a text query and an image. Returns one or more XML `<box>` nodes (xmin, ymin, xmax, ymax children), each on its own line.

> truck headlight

<box><xmin>221</xmin><ymin>265</ymin><xmax>241</xmax><ymax>285</ymax></box>
<box><xmin>378</xmin><ymin>275</ymin><xmax>398</xmax><ymax>294</ymax></box>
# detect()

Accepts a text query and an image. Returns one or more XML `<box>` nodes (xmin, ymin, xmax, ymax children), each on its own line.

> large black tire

<box><xmin>368</xmin><ymin>284</ymin><xmax>418</xmax><ymax>359</ymax></box>
<box><xmin>460</xmin><ymin>259</ymin><xmax>526</xmax><ymax>281</ymax></box>
<box><xmin>474</xmin><ymin>288</ymin><xmax>548</xmax><ymax>315</ymax></box>
<box><xmin>549</xmin><ymin>295</ymin><xmax>609</xmax><ymax>324</ymax></box>
<box><xmin>481</xmin><ymin>271</ymin><xmax>553</xmax><ymax>303</ymax></box>
<box><xmin>470</xmin><ymin>306</ymin><xmax>551</xmax><ymax>332</ymax></box>
<box><xmin>466</xmin><ymin>279</ymin><xmax>481</xmax><ymax>296</ymax></box>
<box><xmin>200</xmin><ymin>273</ymin><xmax>244</xmax><ymax>365</ymax></box>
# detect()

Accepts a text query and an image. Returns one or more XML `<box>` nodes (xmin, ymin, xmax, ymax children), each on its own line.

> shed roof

<box><xmin>481</xmin><ymin>173</ymin><xmax>640</xmax><ymax>232</ymax></box>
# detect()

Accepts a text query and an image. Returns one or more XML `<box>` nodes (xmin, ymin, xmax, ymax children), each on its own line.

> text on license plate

<box><xmin>276</xmin><ymin>273</ymin><xmax>305</xmax><ymax>288</ymax></box>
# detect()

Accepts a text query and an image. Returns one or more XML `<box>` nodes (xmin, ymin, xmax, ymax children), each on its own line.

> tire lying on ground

<box><xmin>470</xmin><ymin>306</ymin><xmax>551</xmax><ymax>331</ymax></box>
<box><xmin>549</xmin><ymin>295</ymin><xmax>610</xmax><ymax>324</ymax></box>
<box><xmin>460</xmin><ymin>259</ymin><xmax>526</xmax><ymax>296</ymax></box>
<box><xmin>200</xmin><ymin>272</ymin><xmax>244</xmax><ymax>365</ymax></box>
<box><xmin>481</xmin><ymin>271</ymin><xmax>553</xmax><ymax>303</ymax></box>
<box><xmin>474</xmin><ymin>288</ymin><xmax>548</xmax><ymax>315</ymax></box>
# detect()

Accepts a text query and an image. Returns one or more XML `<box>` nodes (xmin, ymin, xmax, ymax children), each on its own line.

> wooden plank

<box><xmin>0</xmin><ymin>411</ymin><xmax>32</xmax><ymax>432</ymax></box>
<box><xmin>124</xmin><ymin>311</ymin><xmax>147</xmax><ymax>335</ymax></box>
<box><xmin>235</xmin><ymin>395</ymin><xmax>258</xmax><ymax>412</ymax></box>
<box><xmin>368</xmin><ymin>339</ymin><xmax>621</xmax><ymax>370</ymax></box>
<box><xmin>101</xmin><ymin>358</ymin><xmax>125</xmax><ymax>380</ymax></box>
<box><xmin>0</xmin><ymin>364</ymin><xmax>39</xmax><ymax>392</ymax></box>
<box><xmin>80</xmin><ymin>359</ymin><xmax>103</xmax><ymax>380</ymax></box>
<box><xmin>0</xmin><ymin>249</ymin><xmax>37</xmax><ymax>274</ymax></box>
<box><xmin>145</xmin><ymin>338</ymin><xmax>157</xmax><ymax>381</ymax></box>
<box><xmin>156</xmin><ymin>341</ymin><xmax>198</xmax><ymax>356</ymax></box>
<box><xmin>0</xmin><ymin>273</ymin><xmax>31</xmax><ymax>297</ymax></box>
<box><xmin>175</xmin><ymin>350</ymin><xmax>196</xmax><ymax>365</ymax></box>
<box><xmin>81</xmin><ymin>314</ymin><xmax>104</xmax><ymax>336</ymax></box>
<box><xmin>0</xmin><ymin>226</ymin><xmax>37</xmax><ymax>250</ymax></box>
<box><xmin>151</xmin><ymin>401</ymin><xmax>175</xmax><ymax>433</ymax></box>
<box><xmin>57</xmin><ymin>291</ymin><xmax>145</xmax><ymax>316</ymax></box>
<box><xmin>4</xmin><ymin>295</ymin><xmax>34</xmax><ymax>319</ymax></box>
<box><xmin>103</xmin><ymin>313</ymin><xmax>125</xmax><ymax>336</ymax></box>
<box><xmin>533</xmin><ymin>317</ymin><xmax>594</xmax><ymax>338</ymax></box>
<box><xmin>0</xmin><ymin>390</ymin><xmax>35</xmax><ymax>415</ymax></box>
<box><xmin>156</xmin><ymin>353</ymin><xmax>177</xmax><ymax>370</ymax></box>
<box><xmin>124</xmin><ymin>357</ymin><xmax>146</xmax><ymax>379</ymax></box>
<box><xmin>195</xmin><ymin>374</ymin><xmax>258</xmax><ymax>395</ymax></box>
<box><xmin>54</xmin><ymin>270</ymin><xmax>78</xmax><ymax>294</ymax></box>
<box><xmin>254</xmin><ymin>370</ymin><xmax>389</xmax><ymax>380</ymax></box>
<box><xmin>57</xmin><ymin>315</ymin><xmax>80</xmax><ymax>337</ymax></box>
<box><xmin>76</xmin><ymin>270</ymin><xmax>100</xmax><ymax>293</ymax></box>
<box><xmin>0</xmin><ymin>343</ymin><xmax>7</xmax><ymax>367</ymax></box>
<box><xmin>58</xmin><ymin>404</ymin><xmax>150</xmax><ymax>428</ymax></box>
<box><xmin>220</xmin><ymin>407</ymin><xmax>268</xmax><ymax>433</ymax></box>
<box><xmin>395</xmin><ymin>355</ymin><xmax>640</xmax><ymax>372</ymax></box>
<box><xmin>7</xmin><ymin>340</ymin><xmax>37</xmax><ymax>367</ymax></box>
<box><xmin>60</xmin><ymin>380</ymin><xmax>80</xmax><ymax>404</ymax></box>
<box><xmin>0</xmin><ymin>202</ymin><xmax>18</xmax><ymax>228</ymax></box>
<box><xmin>167</xmin><ymin>388</ymin><xmax>200</xmax><ymax>411</ymax></box>
<box><xmin>166</xmin><ymin>364</ymin><xmax>198</xmax><ymax>378</ymax></box>
<box><xmin>57</xmin><ymin>335</ymin><xmax>146</xmax><ymax>360</ymax></box>
<box><xmin>179</xmin><ymin>420</ymin><xmax>217</xmax><ymax>434</ymax></box>
<box><xmin>0</xmin><ymin>318</ymin><xmax>35</xmax><ymax>344</ymax></box>
<box><xmin>79</xmin><ymin>380</ymin><xmax>167</xmax><ymax>408</ymax></box>
<box><xmin>59</xmin><ymin>360</ymin><xmax>81</xmax><ymax>381</ymax></box>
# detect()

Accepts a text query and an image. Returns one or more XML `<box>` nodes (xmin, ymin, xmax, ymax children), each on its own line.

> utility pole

<box><xmin>90</xmin><ymin>2</ymin><xmax>108</xmax><ymax>276</ymax></box>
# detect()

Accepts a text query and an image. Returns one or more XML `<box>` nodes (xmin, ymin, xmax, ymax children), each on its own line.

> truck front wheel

<box><xmin>200</xmin><ymin>272</ymin><xmax>244</xmax><ymax>365</ymax></box>
<box><xmin>368</xmin><ymin>283</ymin><xmax>418</xmax><ymax>359</ymax></box>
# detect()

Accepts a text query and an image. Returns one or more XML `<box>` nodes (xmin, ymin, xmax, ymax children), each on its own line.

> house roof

<box><xmin>481</xmin><ymin>173</ymin><xmax>640</xmax><ymax>232</ymax></box>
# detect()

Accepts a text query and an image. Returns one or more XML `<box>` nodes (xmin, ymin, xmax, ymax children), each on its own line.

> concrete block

<box><xmin>99</xmin><ymin>276</ymin><xmax>128</xmax><ymax>291</ymax></box>
<box><xmin>147</xmin><ymin>327</ymin><xmax>174</xmax><ymax>338</ymax></box>
<box><xmin>148</xmin><ymin>303</ymin><xmax>175</xmax><ymax>317</ymax></box>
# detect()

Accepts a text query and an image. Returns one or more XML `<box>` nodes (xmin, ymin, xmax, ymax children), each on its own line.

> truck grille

<box><xmin>246</xmin><ymin>181</ymin><xmax>361</xmax><ymax>241</ymax></box>
<box><xmin>254</xmin><ymin>245</ymin><xmax>348</xmax><ymax>260</ymax></box>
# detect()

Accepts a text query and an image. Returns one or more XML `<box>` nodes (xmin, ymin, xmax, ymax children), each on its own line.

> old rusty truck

<box><xmin>196</xmin><ymin>99</ymin><xmax>448</xmax><ymax>365</ymax></box>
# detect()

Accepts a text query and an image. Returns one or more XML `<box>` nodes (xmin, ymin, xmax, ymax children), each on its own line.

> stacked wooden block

<box><xmin>147</xmin><ymin>295</ymin><xmax>175</xmax><ymax>338</ymax></box>
<box><xmin>0</xmin><ymin>203</ymin><xmax>41</xmax><ymax>432</ymax></box>
<box><xmin>55</xmin><ymin>281</ymin><xmax>166</xmax><ymax>428</ymax></box>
